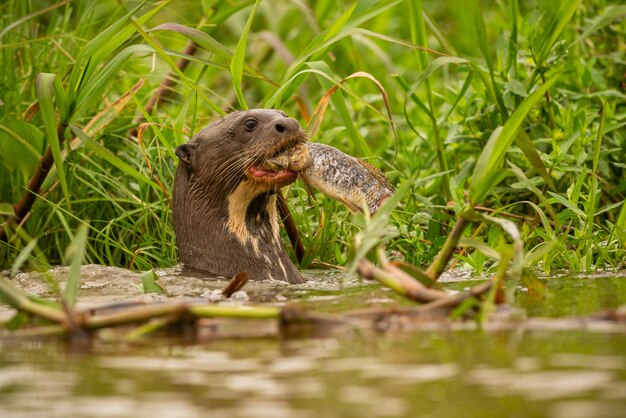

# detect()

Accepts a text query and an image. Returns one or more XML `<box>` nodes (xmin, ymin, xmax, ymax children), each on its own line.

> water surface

<box><xmin>1</xmin><ymin>266</ymin><xmax>624</xmax><ymax>417</ymax></box>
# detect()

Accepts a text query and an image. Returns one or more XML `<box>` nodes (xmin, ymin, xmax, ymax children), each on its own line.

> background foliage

<box><xmin>0</xmin><ymin>0</ymin><xmax>625</xmax><ymax>275</ymax></box>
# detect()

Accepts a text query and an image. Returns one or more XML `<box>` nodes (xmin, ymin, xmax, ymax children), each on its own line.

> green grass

<box><xmin>0</xmin><ymin>0</ymin><xmax>625</xmax><ymax>276</ymax></box>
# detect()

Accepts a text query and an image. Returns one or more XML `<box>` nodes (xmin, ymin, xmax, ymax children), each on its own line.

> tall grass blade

<box><xmin>470</xmin><ymin>72</ymin><xmax>561</xmax><ymax>204</ymax></box>
<box><xmin>74</xmin><ymin>45</ymin><xmax>155</xmax><ymax>119</ymax></box>
<box><xmin>306</xmin><ymin>62</ymin><xmax>370</xmax><ymax>155</ymax></box>
<box><xmin>230</xmin><ymin>0</ymin><xmax>260</xmax><ymax>110</ymax></box>
<box><xmin>515</xmin><ymin>131</ymin><xmax>555</xmax><ymax>190</ymax></box>
<box><xmin>10</xmin><ymin>239</ymin><xmax>38</xmax><ymax>278</ymax></box>
<box><xmin>65</xmin><ymin>223</ymin><xmax>88</xmax><ymax>307</ymax></box>
<box><xmin>506</xmin><ymin>0</ymin><xmax>519</xmax><ymax>76</ymax></box>
<box><xmin>149</xmin><ymin>23</ymin><xmax>272</xmax><ymax>83</ymax></box>
<box><xmin>470</xmin><ymin>0</ymin><xmax>508</xmax><ymax>120</ymax></box>
<box><xmin>130</xmin><ymin>25</ymin><xmax>224</xmax><ymax>116</ymax></box>
<box><xmin>0</xmin><ymin>0</ymin><xmax>71</xmax><ymax>41</ymax></box>
<box><xmin>570</xmin><ymin>5</ymin><xmax>626</xmax><ymax>47</ymax></box>
<box><xmin>580</xmin><ymin>102</ymin><xmax>606</xmax><ymax>269</ymax></box>
<box><xmin>350</xmin><ymin>173</ymin><xmax>416</xmax><ymax>273</ymax></box>
<box><xmin>70</xmin><ymin>125</ymin><xmax>160</xmax><ymax>190</ymax></box>
<box><xmin>36</xmin><ymin>73</ymin><xmax>70</xmax><ymax>209</ymax></box>
<box><xmin>535</xmin><ymin>0</ymin><xmax>581</xmax><ymax>66</ymax></box>
<box><xmin>615</xmin><ymin>201</ymin><xmax>626</xmax><ymax>240</ymax></box>
<box><xmin>307</xmin><ymin>66</ymin><xmax>396</xmax><ymax>158</ymax></box>
<box><xmin>70</xmin><ymin>1</ymin><xmax>169</xmax><ymax>96</ymax></box>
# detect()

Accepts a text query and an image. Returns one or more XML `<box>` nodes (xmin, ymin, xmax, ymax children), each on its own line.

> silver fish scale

<box><xmin>301</xmin><ymin>142</ymin><xmax>393</xmax><ymax>213</ymax></box>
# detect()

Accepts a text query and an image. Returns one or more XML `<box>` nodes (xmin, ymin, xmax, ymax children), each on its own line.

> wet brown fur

<box><xmin>172</xmin><ymin>110</ymin><xmax>306</xmax><ymax>283</ymax></box>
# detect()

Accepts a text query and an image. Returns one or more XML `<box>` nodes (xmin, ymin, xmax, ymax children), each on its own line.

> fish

<box><xmin>264</xmin><ymin>142</ymin><xmax>394</xmax><ymax>214</ymax></box>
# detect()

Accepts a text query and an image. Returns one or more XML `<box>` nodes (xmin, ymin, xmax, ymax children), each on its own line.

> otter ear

<box><xmin>176</xmin><ymin>143</ymin><xmax>196</xmax><ymax>165</ymax></box>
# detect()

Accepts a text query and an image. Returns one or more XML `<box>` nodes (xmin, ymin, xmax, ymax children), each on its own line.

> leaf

<box><xmin>308</xmin><ymin>68</ymin><xmax>397</xmax><ymax>158</ymax></box>
<box><xmin>458</xmin><ymin>237</ymin><xmax>501</xmax><ymax>260</ymax></box>
<box><xmin>470</xmin><ymin>72</ymin><xmax>561</xmax><ymax>204</ymax></box>
<box><xmin>514</xmin><ymin>130</ymin><xmax>555</xmax><ymax>190</ymax></box>
<box><xmin>350</xmin><ymin>173</ymin><xmax>416</xmax><ymax>273</ymax></box>
<box><xmin>402</xmin><ymin>56</ymin><xmax>470</xmax><ymax>137</ymax></box>
<box><xmin>10</xmin><ymin>239</ymin><xmax>38</xmax><ymax>278</ymax></box>
<box><xmin>148</xmin><ymin>23</ymin><xmax>272</xmax><ymax>84</ymax></box>
<box><xmin>36</xmin><ymin>73</ymin><xmax>70</xmax><ymax>209</ymax></box>
<box><xmin>268</xmin><ymin>27</ymin><xmax>442</xmax><ymax>106</ymax></box>
<box><xmin>230</xmin><ymin>0</ymin><xmax>260</xmax><ymax>110</ymax></box>
<box><xmin>570</xmin><ymin>5</ymin><xmax>626</xmax><ymax>47</ymax></box>
<box><xmin>306</xmin><ymin>62</ymin><xmax>370</xmax><ymax>155</ymax></box>
<box><xmin>6</xmin><ymin>311</ymin><xmax>30</xmax><ymax>331</ymax></box>
<box><xmin>524</xmin><ymin>241</ymin><xmax>556</xmax><ymax>267</ymax></box>
<box><xmin>65</xmin><ymin>223</ymin><xmax>88</xmax><ymax>307</ymax></box>
<box><xmin>614</xmin><ymin>200</ymin><xmax>626</xmax><ymax>242</ymax></box>
<box><xmin>0</xmin><ymin>118</ymin><xmax>42</xmax><ymax>177</ymax></box>
<box><xmin>546</xmin><ymin>191</ymin><xmax>586</xmax><ymax>219</ymax></box>
<box><xmin>481</xmin><ymin>213</ymin><xmax>524</xmax><ymax>284</ymax></box>
<box><xmin>140</xmin><ymin>270</ymin><xmax>167</xmax><ymax>295</ymax></box>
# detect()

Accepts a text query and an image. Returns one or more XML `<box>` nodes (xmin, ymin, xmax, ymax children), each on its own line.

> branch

<box><xmin>222</xmin><ymin>271</ymin><xmax>249</xmax><ymax>297</ymax></box>
<box><xmin>425</xmin><ymin>215</ymin><xmax>470</xmax><ymax>281</ymax></box>
<box><xmin>357</xmin><ymin>259</ymin><xmax>447</xmax><ymax>303</ymax></box>
<box><xmin>0</xmin><ymin>123</ymin><xmax>67</xmax><ymax>242</ymax></box>
<box><xmin>277</xmin><ymin>193</ymin><xmax>305</xmax><ymax>263</ymax></box>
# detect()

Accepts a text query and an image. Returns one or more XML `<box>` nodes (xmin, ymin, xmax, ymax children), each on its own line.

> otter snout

<box><xmin>273</xmin><ymin>117</ymin><xmax>302</xmax><ymax>135</ymax></box>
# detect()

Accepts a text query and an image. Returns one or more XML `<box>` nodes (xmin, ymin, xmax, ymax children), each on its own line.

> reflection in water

<box><xmin>1</xmin><ymin>331</ymin><xmax>625</xmax><ymax>418</ymax></box>
<box><xmin>0</xmin><ymin>266</ymin><xmax>625</xmax><ymax>417</ymax></box>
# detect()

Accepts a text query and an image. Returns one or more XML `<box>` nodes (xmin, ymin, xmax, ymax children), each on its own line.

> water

<box><xmin>1</xmin><ymin>266</ymin><xmax>625</xmax><ymax>418</ymax></box>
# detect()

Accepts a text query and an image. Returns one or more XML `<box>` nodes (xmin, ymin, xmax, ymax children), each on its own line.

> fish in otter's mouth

<box><xmin>247</xmin><ymin>141</ymin><xmax>312</xmax><ymax>185</ymax></box>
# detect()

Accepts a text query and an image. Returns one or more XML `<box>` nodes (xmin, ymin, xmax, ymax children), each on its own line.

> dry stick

<box><xmin>417</xmin><ymin>281</ymin><xmax>492</xmax><ymax>314</ymax></box>
<box><xmin>190</xmin><ymin>305</ymin><xmax>280</xmax><ymax>319</ymax></box>
<box><xmin>425</xmin><ymin>215</ymin><xmax>470</xmax><ymax>281</ymax></box>
<box><xmin>84</xmin><ymin>303</ymin><xmax>281</xmax><ymax>330</ymax></box>
<box><xmin>277</xmin><ymin>193</ymin><xmax>305</xmax><ymax>263</ymax></box>
<box><xmin>358</xmin><ymin>259</ymin><xmax>448</xmax><ymax>304</ymax></box>
<box><xmin>85</xmin><ymin>303</ymin><xmax>189</xmax><ymax>330</ymax></box>
<box><xmin>0</xmin><ymin>123</ymin><xmax>67</xmax><ymax>242</ymax></box>
<box><xmin>222</xmin><ymin>271</ymin><xmax>250</xmax><ymax>297</ymax></box>
<box><xmin>384</xmin><ymin>263</ymin><xmax>447</xmax><ymax>299</ymax></box>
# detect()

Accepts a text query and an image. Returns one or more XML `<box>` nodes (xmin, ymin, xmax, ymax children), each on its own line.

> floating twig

<box><xmin>0</xmin><ymin>278</ymin><xmax>67</xmax><ymax>324</ymax></box>
<box><xmin>222</xmin><ymin>271</ymin><xmax>250</xmax><ymax>297</ymax></box>
<box><xmin>418</xmin><ymin>281</ymin><xmax>493</xmax><ymax>314</ymax></box>
<box><xmin>357</xmin><ymin>259</ymin><xmax>447</xmax><ymax>304</ymax></box>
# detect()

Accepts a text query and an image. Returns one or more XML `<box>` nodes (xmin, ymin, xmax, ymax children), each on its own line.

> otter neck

<box><xmin>173</xmin><ymin>174</ymin><xmax>302</xmax><ymax>283</ymax></box>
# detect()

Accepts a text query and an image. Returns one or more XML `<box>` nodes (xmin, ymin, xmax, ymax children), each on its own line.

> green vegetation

<box><xmin>1</xmin><ymin>0</ymin><xmax>625</xmax><ymax>276</ymax></box>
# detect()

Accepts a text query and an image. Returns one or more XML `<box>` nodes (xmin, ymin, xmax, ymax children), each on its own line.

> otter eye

<box><xmin>244</xmin><ymin>119</ymin><xmax>257</xmax><ymax>131</ymax></box>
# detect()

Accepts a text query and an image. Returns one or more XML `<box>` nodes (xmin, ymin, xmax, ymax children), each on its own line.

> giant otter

<box><xmin>172</xmin><ymin>109</ymin><xmax>307</xmax><ymax>284</ymax></box>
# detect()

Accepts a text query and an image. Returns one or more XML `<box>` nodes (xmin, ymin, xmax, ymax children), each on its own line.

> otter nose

<box><xmin>274</xmin><ymin>118</ymin><xmax>301</xmax><ymax>134</ymax></box>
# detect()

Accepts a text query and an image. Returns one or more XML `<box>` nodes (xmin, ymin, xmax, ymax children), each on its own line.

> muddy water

<box><xmin>1</xmin><ymin>266</ymin><xmax>625</xmax><ymax>418</ymax></box>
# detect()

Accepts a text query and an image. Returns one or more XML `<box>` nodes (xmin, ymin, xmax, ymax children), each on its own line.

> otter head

<box><xmin>172</xmin><ymin>109</ymin><xmax>308</xmax><ymax>284</ymax></box>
